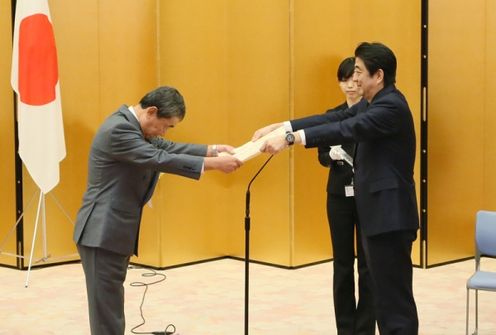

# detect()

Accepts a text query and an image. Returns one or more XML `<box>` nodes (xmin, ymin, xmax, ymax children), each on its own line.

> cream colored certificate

<box><xmin>221</xmin><ymin>126</ymin><xmax>286</xmax><ymax>162</ymax></box>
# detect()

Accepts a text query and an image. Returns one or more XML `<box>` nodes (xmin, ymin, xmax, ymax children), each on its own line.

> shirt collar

<box><xmin>128</xmin><ymin>105</ymin><xmax>139</xmax><ymax>122</ymax></box>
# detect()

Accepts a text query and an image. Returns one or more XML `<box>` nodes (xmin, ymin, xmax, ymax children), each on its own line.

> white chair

<box><xmin>466</xmin><ymin>210</ymin><xmax>496</xmax><ymax>335</ymax></box>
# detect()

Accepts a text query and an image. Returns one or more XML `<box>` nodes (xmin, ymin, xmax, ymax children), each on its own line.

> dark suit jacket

<box><xmin>74</xmin><ymin>105</ymin><xmax>206</xmax><ymax>256</ymax></box>
<box><xmin>317</xmin><ymin>102</ymin><xmax>355</xmax><ymax>195</ymax></box>
<box><xmin>292</xmin><ymin>85</ymin><xmax>419</xmax><ymax>236</ymax></box>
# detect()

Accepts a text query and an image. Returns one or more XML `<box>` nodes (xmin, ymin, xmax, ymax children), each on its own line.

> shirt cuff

<box><xmin>297</xmin><ymin>129</ymin><xmax>306</xmax><ymax>145</ymax></box>
<box><xmin>283</xmin><ymin>121</ymin><xmax>293</xmax><ymax>132</ymax></box>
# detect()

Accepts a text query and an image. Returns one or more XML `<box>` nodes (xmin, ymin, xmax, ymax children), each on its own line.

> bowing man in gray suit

<box><xmin>73</xmin><ymin>86</ymin><xmax>242</xmax><ymax>335</ymax></box>
<box><xmin>252</xmin><ymin>43</ymin><xmax>419</xmax><ymax>335</ymax></box>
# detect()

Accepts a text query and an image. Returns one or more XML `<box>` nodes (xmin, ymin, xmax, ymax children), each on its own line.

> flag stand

<box><xmin>24</xmin><ymin>190</ymin><xmax>48</xmax><ymax>287</ymax></box>
<box><xmin>0</xmin><ymin>190</ymin><xmax>37</xmax><ymax>260</ymax></box>
<box><xmin>0</xmin><ymin>188</ymin><xmax>77</xmax><ymax>287</ymax></box>
<box><xmin>25</xmin><ymin>189</ymin><xmax>78</xmax><ymax>287</ymax></box>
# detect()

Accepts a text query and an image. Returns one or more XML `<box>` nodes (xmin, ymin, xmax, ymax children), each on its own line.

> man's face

<box><xmin>353</xmin><ymin>57</ymin><xmax>381</xmax><ymax>102</ymax></box>
<box><xmin>140</xmin><ymin>108</ymin><xmax>180</xmax><ymax>139</ymax></box>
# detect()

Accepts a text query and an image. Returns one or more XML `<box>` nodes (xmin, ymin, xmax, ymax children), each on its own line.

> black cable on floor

<box><xmin>129</xmin><ymin>266</ymin><xmax>177</xmax><ymax>335</ymax></box>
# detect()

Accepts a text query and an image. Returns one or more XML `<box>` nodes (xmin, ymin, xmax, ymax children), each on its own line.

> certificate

<box><xmin>220</xmin><ymin>126</ymin><xmax>286</xmax><ymax>162</ymax></box>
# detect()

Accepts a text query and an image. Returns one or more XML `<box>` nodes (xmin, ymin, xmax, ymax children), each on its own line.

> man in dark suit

<box><xmin>74</xmin><ymin>86</ymin><xmax>242</xmax><ymax>335</ymax></box>
<box><xmin>253</xmin><ymin>42</ymin><xmax>419</xmax><ymax>335</ymax></box>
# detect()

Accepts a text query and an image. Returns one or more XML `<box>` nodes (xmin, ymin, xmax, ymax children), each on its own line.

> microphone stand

<box><xmin>244</xmin><ymin>155</ymin><xmax>273</xmax><ymax>335</ymax></box>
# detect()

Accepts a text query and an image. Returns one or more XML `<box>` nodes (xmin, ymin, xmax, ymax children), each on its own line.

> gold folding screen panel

<box><xmin>0</xmin><ymin>0</ymin><xmax>159</xmax><ymax>268</ymax></box>
<box><xmin>292</xmin><ymin>1</ymin><xmax>422</xmax><ymax>266</ymax></box>
<box><xmin>486</xmin><ymin>1</ymin><xmax>496</xmax><ymax>211</ymax></box>
<box><xmin>0</xmin><ymin>0</ymin><xmax>16</xmax><ymax>268</ymax></box>
<box><xmin>12</xmin><ymin>0</ymin><xmax>496</xmax><ymax>270</ymax></box>
<box><xmin>427</xmin><ymin>0</ymin><xmax>496</xmax><ymax>266</ymax></box>
<box><xmin>156</xmin><ymin>0</ymin><xmax>293</xmax><ymax>266</ymax></box>
<box><xmin>157</xmin><ymin>0</ymin><xmax>422</xmax><ymax>268</ymax></box>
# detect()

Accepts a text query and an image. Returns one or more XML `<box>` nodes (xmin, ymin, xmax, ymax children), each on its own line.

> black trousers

<box><xmin>327</xmin><ymin>194</ymin><xmax>376</xmax><ymax>335</ymax></box>
<box><xmin>361</xmin><ymin>230</ymin><xmax>419</xmax><ymax>335</ymax></box>
<box><xmin>77</xmin><ymin>244</ymin><xmax>131</xmax><ymax>335</ymax></box>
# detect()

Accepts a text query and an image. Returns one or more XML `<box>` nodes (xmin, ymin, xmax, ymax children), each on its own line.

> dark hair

<box><xmin>337</xmin><ymin>57</ymin><xmax>355</xmax><ymax>81</ymax></box>
<box><xmin>139</xmin><ymin>86</ymin><xmax>186</xmax><ymax>120</ymax></box>
<box><xmin>354</xmin><ymin>42</ymin><xmax>396</xmax><ymax>86</ymax></box>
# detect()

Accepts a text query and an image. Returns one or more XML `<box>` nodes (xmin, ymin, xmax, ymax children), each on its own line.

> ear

<box><xmin>146</xmin><ymin>106</ymin><xmax>159</xmax><ymax>117</ymax></box>
<box><xmin>375</xmin><ymin>69</ymin><xmax>385</xmax><ymax>85</ymax></box>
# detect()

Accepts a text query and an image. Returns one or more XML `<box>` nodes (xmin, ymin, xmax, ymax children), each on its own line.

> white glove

<box><xmin>329</xmin><ymin>145</ymin><xmax>345</xmax><ymax>161</ymax></box>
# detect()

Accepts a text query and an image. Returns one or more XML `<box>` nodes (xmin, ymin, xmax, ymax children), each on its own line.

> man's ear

<box><xmin>146</xmin><ymin>106</ymin><xmax>159</xmax><ymax>117</ymax></box>
<box><xmin>375</xmin><ymin>69</ymin><xmax>385</xmax><ymax>85</ymax></box>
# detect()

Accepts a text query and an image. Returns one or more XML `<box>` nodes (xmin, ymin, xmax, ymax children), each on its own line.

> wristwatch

<box><xmin>285</xmin><ymin>132</ymin><xmax>295</xmax><ymax>146</ymax></box>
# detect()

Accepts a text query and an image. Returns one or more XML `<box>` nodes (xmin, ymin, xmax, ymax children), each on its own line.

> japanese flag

<box><xmin>11</xmin><ymin>0</ymin><xmax>66</xmax><ymax>194</ymax></box>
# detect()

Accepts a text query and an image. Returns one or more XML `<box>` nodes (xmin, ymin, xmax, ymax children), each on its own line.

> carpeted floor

<box><xmin>0</xmin><ymin>258</ymin><xmax>495</xmax><ymax>335</ymax></box>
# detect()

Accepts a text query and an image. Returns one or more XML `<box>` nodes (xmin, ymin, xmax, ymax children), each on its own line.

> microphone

<box><xmin>246</xmin><ymin>155</ymin><xmax>274</xmax><ymax>222</ymax></box>
<box><xmin>244</xmin><ymin>154</ymin><xmax>273</xmax><ymax>335</ymax></box>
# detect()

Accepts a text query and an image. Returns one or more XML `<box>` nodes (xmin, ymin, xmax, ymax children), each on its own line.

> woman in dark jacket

<box><xmin>317</xmin><ymin>57</ymin><xmax>375</xmax><ymax>335</ymax></box>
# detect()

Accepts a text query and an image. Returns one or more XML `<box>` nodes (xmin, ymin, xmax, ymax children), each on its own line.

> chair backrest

<box><xmin>476</xmin><ymin>210</ymin><xmax>496</xmax><ymax>257</ymax></box>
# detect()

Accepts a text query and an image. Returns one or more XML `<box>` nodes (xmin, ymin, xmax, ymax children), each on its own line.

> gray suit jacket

<box><xmin>73</xmin><ymin>105</ymin><xmax>206</xmax><ymax>256</ymax></box>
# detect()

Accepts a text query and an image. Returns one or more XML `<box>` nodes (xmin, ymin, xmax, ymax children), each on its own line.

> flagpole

<box><xmin>25</xmin><ymin>191</ymin><xmax>43</xmax><ymax>287</ymax></box>
<box><xmin>10</xmin><ymin>0</ymin><xmax>25</xmax><ymax>271</ymax></box>
<box><xmin>41</xmin><ymin>193</ymin><xmax>48</xmax><ymax>261</ymax></box>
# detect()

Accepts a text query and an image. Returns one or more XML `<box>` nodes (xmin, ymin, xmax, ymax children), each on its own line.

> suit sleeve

<box><xmin>150</xmin><ymin>137</ymin><xmax>207</xmax><ymax>156</ymax></box>
<box><xmin>290</xmin><ymin>104</ymin><xmax>358</xmax><ymax>131</ymax></box>
<box><xmin>317</xmin><ymin>144</ymin><xmax>331</xmax><ymax>167</ymax></box>
<box><xmin>304</xmin><ymin>98</ymin><xmax>402</xmax><ymax>148</ymax></box>
<box><xmin>108</xmin><ymin>122</ymin><xmax>204</xmax><ymax>179</ymax></box>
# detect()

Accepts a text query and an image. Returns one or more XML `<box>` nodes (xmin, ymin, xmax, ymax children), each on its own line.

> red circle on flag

<box><xmin>18</xmin><ymin>14</ymin><xmax>58</xmax><ymax>106</ymax></box>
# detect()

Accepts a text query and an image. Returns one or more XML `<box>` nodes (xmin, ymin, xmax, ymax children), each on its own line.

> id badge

<box><xmin>344</xmin><ymin>185</ymin><xmax>354</xmax><ymax>197</ymax></box>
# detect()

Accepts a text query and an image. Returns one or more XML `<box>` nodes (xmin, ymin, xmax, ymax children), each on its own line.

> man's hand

<box><xmin>204</xmin><ymin>156</ymin><xmax>242</xmax><ymax>173</ymax></box>
<box><xmin>251</xmin><ymin>123</ymin><xmax>284</xmax><ymax>141</ymax></box>
<box><xmin>208</xmin><ymin>144</ymin><xmax>235</xmax><ymax>157</ymax></box>
<box><xmin>259</xmin><ymin>135</ymin><xmax>288</xmax><ymax>155</ymax></box>
<box><xmin>216</xmin><ymin>144</ymin><xmax>235</xmax><ymax>155</ymax></box>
